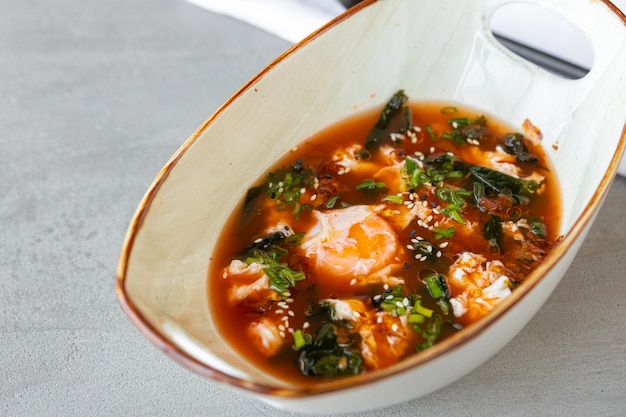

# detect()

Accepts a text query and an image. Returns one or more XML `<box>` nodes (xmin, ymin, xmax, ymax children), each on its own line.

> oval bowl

<box><xmin>116</xmin><ymin>0</ymin><xmax>626</xmax><ymax>413</ymax></box>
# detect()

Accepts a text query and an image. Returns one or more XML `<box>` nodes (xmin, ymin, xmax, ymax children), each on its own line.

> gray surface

<box><xmin>1</xmin><ymin>0</ymin><xmax>625</xmax><ymax>416</ymax></box>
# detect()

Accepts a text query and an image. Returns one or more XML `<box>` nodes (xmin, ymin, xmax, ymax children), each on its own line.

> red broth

<box><xmin>208</xmin><ymin>92</ymin><xmax>561</xmax><ymax>385</ymax></box>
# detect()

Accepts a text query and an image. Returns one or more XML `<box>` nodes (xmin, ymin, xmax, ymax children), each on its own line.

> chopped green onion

<box><xmin>441</xmin><ymin>106</ymin><xmax>457</xmax><ymax>114</ymax></box>
<box><xmin>433</xmin><ymin>226</ymin><xmax>455</xmax><ymax>240</ymax></box>
<box><xmin>426</xmin><ymin>125</ymin><xmax>436</xmax><ymax>140</ymax></box>
<box><xmin>408</xmin><ymin>313</ymin><xmax>425</xmax><ymax>324</ymax></box>
<box><xmin>293</xmin><ymin>329</ymin><xmax>311</xmax><ymax>350</ymax></box>
<box><xmin>424</xmin><ymin>274</ymin><xmax>444</xmax><ymax>299</ymax></box>
<box><xmin>356</xmin><ymin>179</ymin><xmax>388</xmax><ymax>192</ymax></box>
<box><xmin>414</xmin><ymin>303</ymin><xmax>434</xmax><ymax>318</ymax></box>
<box><xmin>382</xmin><ymin>194</ymin><xmax>403</xmax><ymax>204</ymax></box>
<box><xmin>325</xmin><ymin>194</ymin><xmax>340</xmax><ymax>209</ymax></box>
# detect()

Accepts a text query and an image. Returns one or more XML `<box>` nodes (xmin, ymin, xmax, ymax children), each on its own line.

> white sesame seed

<box><xmin>288</xmin><ymin>310</ymin><xmax>295</xmax><ymax>317</ymax></box>
<box><xmin>279</xmin><ymin>331</ymin><xmax>286</xmax><ymax>338</ymax></box>
<box><xmin>281</xmin><ymin>316</ymin><xmax>289</xmax><ymax>322</ymax></box>
<box><xmin>430</xmin><ymin>146</ymin><xmax>435</xmax><ymax>154</ymax></box>
<box><xmin>407</xmin><ymin>244</ymin><xmax>414</xmax><ymax>250</ymax></box>
<box><xmin>222</xmin><ymin>272</ymin><xmax>228</xmax><ymax>279</ymax></box>
<box><xmin>377</xmin><ymin>317</ymin><xmax>383</xmax><ymax>324</ymax></box>
<box><xmin>392</xmin><ymin>323</ymin><xmax>399</xmax><ymax>332</ymax></box>
<box><xmin>386</xmin><ymin>295</ymin><xmax>394</xmax><ymax>300</ymax></box>
<box><xmin>373</xmin><ymin>295</ymin><xmax>382</xmax><ymax>301</ymax></box>
<box><xmin>303</xmin><ymin>321</ymin><xmax>310</xmax><ymax>329</ymax></box>
<box><xmin>254</xmin><ymin>237</ymin><xmax>263</xmax><ymax>244</ymax></box>
<box><xmin>402</xmin><ymin>298</ymin><xmax>410</xmax><ymax>306</ymax></box>
<box><xmin>436</xmin><ymin>251</ymin><xmax>442</xmax><ymax>258</ymax></box>
<box><xmin>383</xmin><ymin>284</ymin><xmax>389</xmax><ymax>290</ymax></box>
<box><xmin>275</xmin><ymin>309</ymin><xmax>284</xmax><ymax>314</ymax></box>
<box><xmin>300</xmin><ymin>187</ymin><xmax>306</xmax><ymax>194</ymax></box>
<box><xmin>288</xmin><ymin>328</ymin><xmax>294</xmax><ymax>334</ymax></box>
<box><xmin>310</xmin><ymin>194</ymin><xmax>317</xmax><ymax>201</ymax></box>
<box><xmin>278</xmin><ymin>324</ymin><xmax>286</xmax><ymax>331</ymax></box>
<box><xmin>440</xmin><ymin>242</ymin><xmax>449</xmax><ymax>248</ymax></box>
<box><xmin>285</xmin><ymin>298</ymin><xmax>294</xmax><ymax>304</ymax></box>
<box><xmin>414</xmin><ymin>126</ymin><xmax>422</xmax><ymax>132</ymax></box>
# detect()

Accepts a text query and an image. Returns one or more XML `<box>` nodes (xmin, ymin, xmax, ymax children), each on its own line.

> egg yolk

<box><xmin>300</xmin><ymin>205</ymin><xmax>404</xmax><ymax>290</ymax></box>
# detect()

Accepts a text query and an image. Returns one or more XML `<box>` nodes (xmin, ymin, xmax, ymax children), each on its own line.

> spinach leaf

<box><xmin>503</xmin><ymin>133</ymin><xmax>539</xmax><ymax>163</ymax></box>
<box><xmin>297</xmin><ymin>323</ymin><xmax>364</xmax><ymax>379</ymax></box>
<box><xmin>362</xmin><ymin>90</ymin><xmax>408</xmax><ymax>156</ymax></box>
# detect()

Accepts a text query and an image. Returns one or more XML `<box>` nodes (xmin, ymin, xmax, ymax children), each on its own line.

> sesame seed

<box><xmin>392</xmin><ymin>323</ymin><xmax>399</xmax><ymax>332</ymax></box>
<box><xmin>303</xmin><ymin>321</ymin><xmax>310</xmax><ymax>329</ymax></box>
<box><xmin>279</xmin><ymin>331</ymin><xmax>286</xmax><ymax>338</ymax></box>
<box><xmin>285</xmin><ymin>298</ymin><xmax>294</xmax><ymax>304</ymax></box>
<box><xmin>275</xmin><ymin>309</ymin><xmax>284</xmax><ymax>314</ymax></box>
<box><xmin>300</xmin><ymin>187</ymin><xmax>306</xmax><ymax>194</ymax></box>
<box><xmin>373</xmin><ymin>295</ymin><xmax>382</xmax><ymax>301</ymax></box>
<box><xmin>281</xmin><ymin>316</ymin><xmax>289</xmax><ymax>322</ymax></box>
<box><xmin>414</xmin><ymin>126</ymin><xmax>422</xmax><ymax>132</ymax></box>
<box><xmin>407</xmin><ymin>244</ymin><xmax>414</xmax><ymax>250</ymax></box>
<box><xmin>278</xmin><ymin>324</ymin><xmax>286</xmax><ymax>331</ymax></box>
<box><xmin>436</xmin><ymin>251</ymin><xmax>442</xmax><ymax>258</ymax></box>
<box><xmin>310</xmin><ymin>194</ymin><xmax>317</xmax><ymax>201</ymax></box>
<box><xmin>288</xmin><ymin>328</ymin><xmax>294</xmax><ymax>334</ymax></box>
<box><xmin>222</xmin><ymin>272</ymin><xmax>228</xmax><ymax>279</ymax></box>
<box><xmin>440</xmin><ymin>242</ymin><xmax>449</xmax><ymax>248</ymax></box>
<box><xmin>430</xmin><ymin>146</ymin><xmax>435</xmax><ymax>154</ymax></box>
<box><xmin>288</xmin><ymin>310</ymin><xmax>295</xmax><ymax>317</ymax></box>
<box><xmin>402</xmin><ymin>298</ymin><xmax>410</xmax><ymax>306</ymax></box>
<box><xmin>350</xmin><ymin>278</ymin><xmax>357</xmax><ymax>286</ymax></box>
<box><xmin>386</xmin><ymin>295</ymin><xmax>394</xmax><ymax>300</ymax></box>
<box><xmin>254</xmin><ymin>237</ymin><xmax>263</xmax><ymax>244</ymax></box>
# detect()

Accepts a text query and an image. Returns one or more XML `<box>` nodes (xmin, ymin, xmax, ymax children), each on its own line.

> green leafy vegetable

<box><xmin>362</xmin><ymin>90</ymin><xmax>409</xmax><ymax>155</ymax></box>
<box><xmin>297</xmin><ymin>323</ymin><xmax>364</xmax><ymax>379</ymax></box>
<box><xmin>483</xmin><ymin>215</ymin><xmax>503</xmax><ymax>252</ymax></box>
<box><xmin>503</xmin><ymin>133</ymin><xmax>539</xmax><ymax>163</ymax></box>
<box><xmin>469</xmin><ymin>165</ymin><xmax>541</xmax><ymax>205</ymax></box>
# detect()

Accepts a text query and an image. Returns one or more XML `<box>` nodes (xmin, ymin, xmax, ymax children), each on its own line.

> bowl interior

<box><xmin>117</xmin><ymin>0</ymin><xmax>626</xmax><ymax>396</ymax></box>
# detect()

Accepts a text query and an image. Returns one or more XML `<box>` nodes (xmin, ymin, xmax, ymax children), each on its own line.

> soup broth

<box><xmin>208</xmin><ymin>91</ymin><xmax>561</xmax><ymax>384</ymax></box>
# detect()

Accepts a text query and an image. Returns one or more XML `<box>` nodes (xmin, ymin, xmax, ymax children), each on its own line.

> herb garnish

<box><xmin>244</xmin><ymin>230</ymin><xmax>305</xmax><ymax>298</ymax></box>
<box><xmin>264</xmin><ymin>161</ymin><xmax>316</xmax><ymax>220</ymax></box>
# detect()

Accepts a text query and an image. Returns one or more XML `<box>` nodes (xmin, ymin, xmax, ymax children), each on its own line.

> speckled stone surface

<box><xmin>1</xmin><ymin>0</ymin><xmax>625</xmax><ymax>416</ymax></box>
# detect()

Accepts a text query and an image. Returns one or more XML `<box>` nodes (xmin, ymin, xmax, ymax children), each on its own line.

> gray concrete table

<box><xmin>2</xmin><ymin>0</ymin><xmax>625</xmax><ymax>416</ymax></box>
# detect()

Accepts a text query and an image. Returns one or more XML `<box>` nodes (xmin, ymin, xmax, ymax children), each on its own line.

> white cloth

<box><xmin>184</xmin><ymin>0</ymin><xmax>626</xmax><ymax>177</ymax></box>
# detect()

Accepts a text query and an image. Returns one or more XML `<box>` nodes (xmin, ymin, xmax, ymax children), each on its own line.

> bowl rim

<box><xmin>115</xmin><ymin>0</ymin><xmax>626</xmax><ymax>399</ymax></box>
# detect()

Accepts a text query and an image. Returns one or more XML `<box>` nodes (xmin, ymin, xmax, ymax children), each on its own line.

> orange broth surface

<box><xmin>208</xmin><ymin>93</ymin><xmax>561</xmax><ymax>385</ymax></box>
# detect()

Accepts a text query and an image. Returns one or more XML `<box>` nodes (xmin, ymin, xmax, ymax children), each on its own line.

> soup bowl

<box><xmin>116</xmin><ymin>0</ymin><xmax>626</xmax><ymax>413</ymax></box>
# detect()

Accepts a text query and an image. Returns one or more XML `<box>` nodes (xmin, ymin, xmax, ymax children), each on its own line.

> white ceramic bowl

<box><xmin>116</xmin><ymin>0</ymin><xmax>626</xmax><ymax>413</ymax></box>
